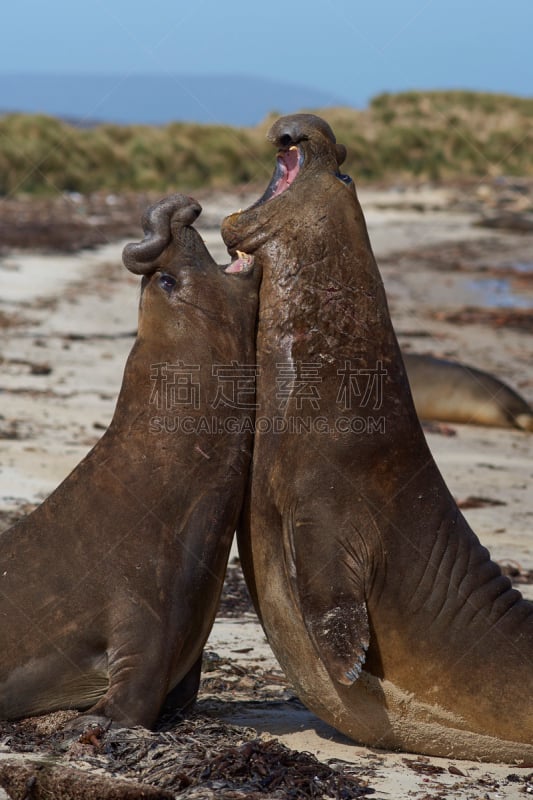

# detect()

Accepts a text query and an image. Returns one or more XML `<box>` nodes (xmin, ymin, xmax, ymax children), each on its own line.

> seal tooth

<box><xmin>236</xmin><ymin>249</ymin><xmax>253</xmax><ymax>264</ymax></box>
<box><xmin>224</xmin><ymin>250</ymin><xmax>254</xmax><ymax>274</ymax></box>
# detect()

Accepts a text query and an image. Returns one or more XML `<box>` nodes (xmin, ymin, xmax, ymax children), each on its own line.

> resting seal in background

<box><xmin>222</xmin><ymin>115</ymin><xmax>533</xmax><ymax>762</ymax></box>
<box><xmin>0</xmin><ymin>194</ymin><xmax>259</xmax><ymax>730</ymax></box>
<box><xmin>404</xmin><ymin>352</ymin><xmax>533</xmax><ymax>431</ymax></box>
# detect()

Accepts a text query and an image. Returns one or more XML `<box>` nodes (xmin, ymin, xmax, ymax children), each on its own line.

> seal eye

<box><xmin>158</xmin><ymin>273</ymin><xmax>177</xmax><ymax>293</ymax></box>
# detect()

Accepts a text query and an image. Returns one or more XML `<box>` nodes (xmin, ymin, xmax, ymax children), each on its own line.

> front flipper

<box><xmin>283</xmin><ymin>514</ymin><xmax>370</xmax><ymax>686</ymax></box>
<box><xmin>305</xmin><ymin>598</ymin><xmax>370</xmax><ymax>685</ymax></box>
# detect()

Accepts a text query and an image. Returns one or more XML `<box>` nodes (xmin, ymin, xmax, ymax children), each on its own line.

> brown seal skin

<box><xmin>404</xmin><ymin>353</ymin><xmax>533</xmax><ymax>431</ymax></box>
<box><xmin>221</xmin><ymin>115</ymin><xmax>533</xmax><ymax>763</ymax></box>
<box><xmin>0</xmin><ymin>194</ymin><xmax>260</xmax><ymax>730</ymax></box>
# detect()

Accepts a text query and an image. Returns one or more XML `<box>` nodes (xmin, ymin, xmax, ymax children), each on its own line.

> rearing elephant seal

<box><xmin>0</xmin><ymin>194</ymin><xmax>260</xmax><ymax>729</ymax></box>
<box><xmin>221</xmin><ymin>115</ymin><xmax>533</xmax><ymax>762</ymax></box>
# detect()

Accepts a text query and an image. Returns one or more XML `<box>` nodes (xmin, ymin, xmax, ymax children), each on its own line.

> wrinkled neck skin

<box><xmin>223</xmin><ymin>159</ymin><xmax>532</xmax><ymax>656</ymax></box>
<box><xmin>109</xmin><ymin>261</ymin><xmax>259</xmax><ymax>444</ymax></box>
<box><xmin>223</xmin><ymin>170</ymin><xmax>412</xmax><ymax>425</ymax></box>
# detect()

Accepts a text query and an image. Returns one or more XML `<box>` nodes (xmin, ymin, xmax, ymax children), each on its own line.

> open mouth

<box><xmin>224</xmin><ymin>250</ymin><xmax>254</xmax><ymax>274</ymax></box>
<box><xmin>258</xmin><ymin>145</ymin><xmax>303</xmax><ymax>204</ymax></box>
<box><xmin>222</xmin><ymin>148</ymin><xmax>301</xmax><ymax>267</ymax></box>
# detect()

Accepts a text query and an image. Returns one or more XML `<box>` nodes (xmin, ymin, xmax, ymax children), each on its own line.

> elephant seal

<box><xmin>403</xmin><ymin>352</ymin><xmax>533</xmax><ymax>431</ymax></box>
<box><xmin>0</xmin><ymin>194</ymin><xmax>260</xmax><ymax>730</ymax></box>
<box><xmin>221</xmin><ymin>115</ymin><xmax>533</xmax><ymax>762</ymax></box>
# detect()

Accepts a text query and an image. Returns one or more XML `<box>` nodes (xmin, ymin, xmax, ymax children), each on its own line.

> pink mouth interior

<box><xmin>270</xmin><ymin>148</ymin><xmax>301</xmax><ymax>199</ymax></box>
<box><xmin>225</xmin><ymin>252</ymin><xmax>254</xmax><ymax>273</ymax></box>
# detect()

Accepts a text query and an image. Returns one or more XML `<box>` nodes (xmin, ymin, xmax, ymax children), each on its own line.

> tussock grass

<box><xmin>1</xmin><ymin>90</ymin><xmax>532</xmax><ymax>196</ymax></box>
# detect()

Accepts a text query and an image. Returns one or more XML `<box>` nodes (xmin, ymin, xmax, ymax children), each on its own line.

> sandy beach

<box><xmin>0</xmin><ymin>186</ymin><xmax>532</xmax><ymax>798</ymax></box>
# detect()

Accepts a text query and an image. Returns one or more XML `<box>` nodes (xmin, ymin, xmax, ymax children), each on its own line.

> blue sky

<box><xmin>2</xmin><ymin>0</ymin><xmax>532</xmax><ymax>108</ymax></box>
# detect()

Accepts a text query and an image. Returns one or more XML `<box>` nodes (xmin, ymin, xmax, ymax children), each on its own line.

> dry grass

<box><xmin>1</xmin><ymin>90</ymin><xmax>532</xmax><ymax>196</ymax></box>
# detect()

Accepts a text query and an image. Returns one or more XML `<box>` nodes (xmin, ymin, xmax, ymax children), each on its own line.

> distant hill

<box><xmin>0</xmin><ymin>73</ymin><xmax>348</xmax><ymax>126</ymax></box>
<box><xmin>1</xmin><ymin>90</ymin><xmax>532</xmax><ymax>196</ymax></box>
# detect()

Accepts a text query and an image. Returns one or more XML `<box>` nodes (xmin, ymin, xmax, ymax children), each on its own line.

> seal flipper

<box><xmin>304</xmin><ymin>597</ymin><xmax>370</xmax><ymax>686</ymax></box>
<box><xmin>283</xmin><ymin>514</ymin><xmax>370</xmax><ymax>686</ymax></box>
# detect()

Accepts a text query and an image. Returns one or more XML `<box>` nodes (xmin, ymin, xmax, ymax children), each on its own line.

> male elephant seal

<box><xmin>404</xmin><ymin>352</ymin><xmax>533</xmax><ymax>431</ymax></box>
<box><xmin>221</xmin><ymin>115</ymin><xmax>533</xmax><ymax>762</ymax></box>
<box><xmin>0</xmin><ymin>194</ymin><xmax>259</xmax><ymax>730</ymax></box>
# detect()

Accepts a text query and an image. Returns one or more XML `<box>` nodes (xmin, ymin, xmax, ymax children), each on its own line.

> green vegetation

<box><xmin>1</xmin><ymin>91</ymin><xmax>532</xmax><ymax>196</ymax></box>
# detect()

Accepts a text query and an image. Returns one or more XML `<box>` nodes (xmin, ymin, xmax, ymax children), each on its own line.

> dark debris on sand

<box><xmin>218</xmin><ymin>557</ymin><xmax>255</xmax><ymax>618</ymax></box>
<box><xmin>431</xmin><ymin>306</ymin><xmax>533</xmax><ymax>334</ymax></box>
<box><xmin>103</xmin><ymin>721</ymin><xmax>374</xmax><ymax>799</ymax></box>
<box><xmin>0</xmin><ymin>759</ymin><xmax>173</xmax><ymax>800</ymax></box>
<box><xmin>0</xmin><ymin>189</ymin><xmax>232</xmax><ymax>254</ymax></box>
<box><xmin>0</xmin><ymin>559</ymin><xmax>374</xmax><ymax>799</ymax></box>
<box><xmin>379</xmin><ymin>233</ymin><xmax>533</xmax><ymax>277</ymax></box>
<box><xmin>0</xmin><ymin>713</ymin><xmax>374</xmax><ymax>800</ymax></box>
<box><xmin>499</xmin><ymin>561</ymin><xmax>533</xmax><ymax>585</ymax></box>
<box><xmin>0</xmin><ymin>193</ymin><xmax>155</xmax><ymax>253</ymax></box>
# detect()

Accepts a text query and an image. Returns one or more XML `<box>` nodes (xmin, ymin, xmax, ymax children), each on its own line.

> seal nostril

<box><xmin>279</xmin><ymin>134</ymin><xmax>293</xmax><ymax>148</ymax></box>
